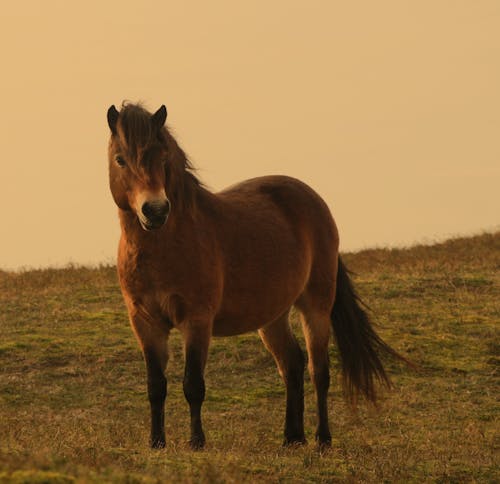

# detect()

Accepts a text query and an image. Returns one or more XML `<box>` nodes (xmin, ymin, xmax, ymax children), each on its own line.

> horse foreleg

<box><xmin>129</xmin><ymin>311</ymin><xmax>169</xmax><ymax>449</ymax></box>
<box><xmin>258</xmin><ymin>313</ymin><xmax>306</xmax><ymax>446</ymax></box>
<box><xmin>144</xmin><ymin>346</ymin><xmax>168</xmax><ymax>448</ymax></box>
<box><xmin>182</xmin><ymin>323</ymin><xmax>211</xmax><ymax>450</ymax></box>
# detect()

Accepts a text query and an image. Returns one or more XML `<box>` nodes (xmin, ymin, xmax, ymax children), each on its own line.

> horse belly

<box><xmin>212</xmin><ymin>253</ymin><xmax>309</xmax><ymax>336</ymax></box>
<box><xmin>212</xmin><ymin>296</ymin><xmax>295</xmax><ymax>336</ymax></box>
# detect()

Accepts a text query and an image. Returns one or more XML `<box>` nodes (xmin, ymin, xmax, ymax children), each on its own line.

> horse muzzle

<box><xmin>139</xmin><ymin>199</ymin><xmax>170</xmax><ymax>231</ymax></box>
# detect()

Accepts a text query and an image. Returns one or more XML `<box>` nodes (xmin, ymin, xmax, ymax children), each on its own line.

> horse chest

<box><xmin>118</xmin><ymin>240</ymin><xmax>219</xmax><ymax>322</ymax></box>
<box><xmin>118</xmin><ymin>244</ymin><xmax>166</xmax><ymax>296</ymax></box>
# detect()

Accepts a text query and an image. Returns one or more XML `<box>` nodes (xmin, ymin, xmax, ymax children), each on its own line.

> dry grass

<box><xmin>0</xmin><ymin>232</ymin><xmax>498</xmax><ymax>482</ymax></box>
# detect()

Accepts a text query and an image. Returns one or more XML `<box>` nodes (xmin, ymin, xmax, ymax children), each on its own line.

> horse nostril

<box><xmin>141</xmin><ymin>202</ymin><xmax>153</xmax><ymax>219</ymax></box>
<box><xmin>142</xmin><ymin>200</ymin><xmax>170</xmax><ymax>220</ymax></box>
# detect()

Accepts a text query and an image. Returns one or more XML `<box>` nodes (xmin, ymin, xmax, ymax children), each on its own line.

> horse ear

<box><xmin>107</xmin><ymin>105</ymin><xmax>119</xmax><ymax>134</ymax></box>
<box><xmin>151</xmin><ymin>105</ymin><xmax>167</xmax><ymax>130</ymax></box>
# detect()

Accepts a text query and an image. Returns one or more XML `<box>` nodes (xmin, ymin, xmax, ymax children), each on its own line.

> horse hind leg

<box><xmin>298</xmin><ymin>307</ymin><xmax>332</xmax><ymax>446</ymax></box>
<box><xmin>258</xmin><ymin>312</ymin><xmax>306</xmax><ymax>446</ymax></box>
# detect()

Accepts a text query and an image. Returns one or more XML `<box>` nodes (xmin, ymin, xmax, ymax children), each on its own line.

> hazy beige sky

<box><xmin>1</xmin><ymin>1</ymin><xmax>498</xmax><ymax>269</ymax></box>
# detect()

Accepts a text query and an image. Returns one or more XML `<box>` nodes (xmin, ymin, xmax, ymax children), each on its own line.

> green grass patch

<box><xmin>0</xmin><ymin>233</ymin><xmax>498</xmax><ymax>482</ymax></box>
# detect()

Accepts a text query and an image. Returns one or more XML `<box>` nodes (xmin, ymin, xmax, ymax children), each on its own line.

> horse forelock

<box><xmin>115</xmin><ymin>103</ymin><xmax>162</xmax><ymax>168</ymax></box>
<box><xmin>113</xmin><ymin>102</ymin><xmax>203</xmax><ymax>212</ymax></box>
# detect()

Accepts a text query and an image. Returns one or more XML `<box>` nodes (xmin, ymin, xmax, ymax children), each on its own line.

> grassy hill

<box><xmin>0</xmin><ymin>232</ymin><xmax>498</xmax><ymax>483</ymax></box>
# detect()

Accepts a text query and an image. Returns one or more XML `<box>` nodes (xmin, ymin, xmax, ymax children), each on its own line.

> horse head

<box><xmin>107</xmin><ymin>103</ymin><xmax>170</xmax><ymax>231</ymax></box>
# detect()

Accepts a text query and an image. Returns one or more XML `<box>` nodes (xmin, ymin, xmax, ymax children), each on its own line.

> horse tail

<box><xmin>331</xmin><ymin>257</ymin><xmax>409</xmax><ymax>405</ymax></box>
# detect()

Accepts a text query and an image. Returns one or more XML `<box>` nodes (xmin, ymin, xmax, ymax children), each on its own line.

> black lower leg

<box><xmin>145</xmin><ymin>350</ymin><xmax>167</xmax><ymax>449</ymax></box>
<box><xmin>314</xmin><ymin>363</ymin><xmax>331</xmax><ymax>446</ymax></box>
<box><xmin>183</xmin><ymin>348</ymin><xmax>206</xmax><ymax>450</ymax></box>
<box><xmin>283</xmin><ymin>346</ymin><xmax>306</xmax><ymax>445</ymax></box>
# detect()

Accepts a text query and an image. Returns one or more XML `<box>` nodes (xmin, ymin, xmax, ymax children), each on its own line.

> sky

<box><xmin>0</xmin><ymin>1</ymin><xmax>499</xmax><ymax>270</ymax></box>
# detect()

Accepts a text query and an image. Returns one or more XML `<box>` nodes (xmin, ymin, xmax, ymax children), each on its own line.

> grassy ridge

<box><xmin>0</xmin><ymin>233</ymin><xmax>498</xmax><ymax>482</ymax></box>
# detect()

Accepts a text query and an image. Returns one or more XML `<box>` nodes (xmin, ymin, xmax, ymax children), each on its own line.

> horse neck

<box><xmin>166</xmin><ymin>137</ymin><xmax>200</xmax><ymax>210</ymax></box>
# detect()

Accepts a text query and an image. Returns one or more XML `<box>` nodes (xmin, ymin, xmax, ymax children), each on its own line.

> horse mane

<box><xmin>117</xmin><ymin>102</ymin><xmax>203</xmax><ymax>214</ymax></box>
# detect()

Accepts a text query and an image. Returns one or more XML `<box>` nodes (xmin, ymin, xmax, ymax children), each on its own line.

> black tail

<box><xmin>331</xmin><ymin>257</ymin><xmax>409</xmax><ymax>405</ymax></box>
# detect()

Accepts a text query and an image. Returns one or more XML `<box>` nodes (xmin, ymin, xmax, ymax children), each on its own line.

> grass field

<box><xmin>0</xmin><ymin>232</ymin><xmax>498</xmax><ymax>483</ymax></box>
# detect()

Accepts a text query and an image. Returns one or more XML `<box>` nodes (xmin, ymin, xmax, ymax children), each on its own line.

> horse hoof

<box><xmin>189</xmin><ymin>435</ymin><xmax>206</xmax><ymax>450</ymax></box>
<box><xmin>317</xmin><ymin>439</ymin><xmax>332</xmax><ymax>450</ymax></box>
<box><xmin>283</xmin><ymin>436</ymin><xmax>307</xmax><ymax>447</ymax></box>
<box><xmin>150</xmin><ymin>437</ymin><xmax>166</xmax><ymax>449</ymax></box>
<box><xmin>315</xmin><ymin>433</ymin><xmax>332</xmax><ymax>449</ymax></box>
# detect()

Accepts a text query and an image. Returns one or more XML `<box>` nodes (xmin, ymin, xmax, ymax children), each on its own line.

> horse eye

<box><xmin>115</xmin><ymin>156</ymin><xmax>126</xmax><ymax>167</ymax></box>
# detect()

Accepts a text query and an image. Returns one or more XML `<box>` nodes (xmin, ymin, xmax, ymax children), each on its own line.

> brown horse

<box><xmin>106</xmin><ymin>102</ymin><xmax>406</xmax><ymax>450</ymax></box>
